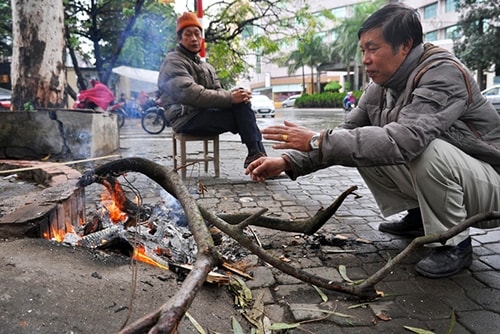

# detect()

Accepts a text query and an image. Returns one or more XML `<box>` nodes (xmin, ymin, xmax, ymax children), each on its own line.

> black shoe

<box><xmin>243</xmin><ymin>152</ymin><xmax>266</xmax><ymax>168</ymax></box>
<box><xmin>378</xmin><ymin>208</ymin><xmax>424</xmax><ymax>237</ymax></box>
<box><xmin>415</xmin><ymin>239</ymin><xmax>472</xmax><ymax>278</ymax></box>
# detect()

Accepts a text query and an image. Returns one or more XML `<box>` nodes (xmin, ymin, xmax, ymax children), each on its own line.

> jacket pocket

<box><xmin>412</xmin><ymin>87</ymin><xmax>449</xmax><ymax>106</ymax></box>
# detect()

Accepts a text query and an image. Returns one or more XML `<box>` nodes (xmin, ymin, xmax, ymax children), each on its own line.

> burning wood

<box><xmin>44</xmin><ymin>176</ymin><xmax>235</xmax><ymax>284</ymax></box>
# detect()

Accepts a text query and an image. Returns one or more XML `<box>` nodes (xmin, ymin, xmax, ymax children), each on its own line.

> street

<box><xmin>257</xmin><ymin>107</ymin><xmax>347</xmax><ymax>132</ymax></box>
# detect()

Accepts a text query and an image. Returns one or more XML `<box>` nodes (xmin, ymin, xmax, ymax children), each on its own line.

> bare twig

<box><xmin>79</xmin><ymin>157</ymin><xmax>500</xmax><ymax>333</ymax></box>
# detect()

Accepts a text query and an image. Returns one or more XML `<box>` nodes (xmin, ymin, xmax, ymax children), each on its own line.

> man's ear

<box><xmin>402</xmin><ymin>39</ymin><xmax>413</xmax><ymax>54</ymax></box>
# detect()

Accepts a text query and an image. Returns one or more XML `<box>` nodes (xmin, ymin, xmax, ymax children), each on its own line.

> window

<box><xmin>445</xmin><ymin>0</ymin><xmax>457</xmax><ymax>13</ymax></box>
<box><xmin>425</xmin><ymin>30</ymin><xmax>438</xmax><ymax>42</ymax></box>
<box><xmin>424</xmin><ymin>3</ymin><xmax>438</xmax><ymax>19</ymax></box>
<box><xmin>331</xmin><ymin>7</ymin><xmax>346</xmax><ymax>19</ymax></box>
<box><xmin>255</xmin><ymin>54</ymin><xmax>262</xmax><ymax>74</ymax></box>
<box><xmin>445</xmin><ymin>25</ymin><xmax>460</xmax><ymax>39</ymax></box>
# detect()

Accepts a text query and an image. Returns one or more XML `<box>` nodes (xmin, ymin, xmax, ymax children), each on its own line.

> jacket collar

<box><xmin>383</xmin><ymin>43</ymin><xmax>424</xmax><ymax>91</ymax></box>
<box><xmin>176</xmin><ymin>44</ymin><xmax>201</xmax><ymax>63</ymax></box>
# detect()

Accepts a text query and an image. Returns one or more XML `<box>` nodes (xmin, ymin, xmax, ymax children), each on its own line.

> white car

<box><xmin>281</xmin><ymin>94</ymin><xmax>301</xmax><ymax>108</ymax></box>
<box><xmin>481</xmin><ymin>85</ymin><xmax>500</xmax><ymax>112</ymax></box>
<box><xmin>251</xmin><ymin>94</ymin><xmax>275</xmax><ymax>118</ymax></box>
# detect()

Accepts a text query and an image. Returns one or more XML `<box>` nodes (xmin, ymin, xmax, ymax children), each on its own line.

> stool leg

<box><xmin>180</xmin><ymin>137</ymin><xmax>187</xmax><ymax>179</ymax></box>
<box><xmin>172</xmin><ymin>134</ymin><xmax>178</xmax><ymax>171</ymax></box>
<box><xmin>203</xmin><ymin>139</ymin><xmax>209</xmax><ymax>172</ymax></box>
<box><xmin>214</xmin><ymin>137</ymin><xmax>220</xmax><ymax>177</ymax></box>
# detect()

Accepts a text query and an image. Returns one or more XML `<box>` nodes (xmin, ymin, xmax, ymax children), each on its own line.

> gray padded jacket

<box><xmin>284</xmin><ymin>43</ymin><xmax>500</xmax><ymax>179</ymax></box>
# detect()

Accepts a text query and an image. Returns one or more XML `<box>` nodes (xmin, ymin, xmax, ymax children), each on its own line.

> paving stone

<box><xmin>245</xmin><ymin>266</ymin><xmax>275</xmax><ymax>289</ymax></box>
<box><xmin>466</xmin><ymin>287</ymin><xmax>500</xmax><ymax>313</ymax></box>
<box><xmin>394</xmin><ymin>294</ymin><xmax>456</xmax><ymax>320</ymax></box>
<box><xmin>473</xmin><ymin>271</ymin><xmax>500</xmax><ymax>289</ymax></box>
<box><xmin>479</xmin><ymin>255</ymin><xmax>500</xmax><ymax>270</ymax></box>
<box><xmin>80</xmin><ymin>121</ymin><xmax>500</xmax><ymax>333</ymax></box>
<box><xmin>263</xmin><ymin>303</ymin><xmax>288</xmax><ymax>323</ymax></box>
<box><xmin>458</xmin><ymin>310</ymin><xmax>500</xmax><ymax>333</ymax></box>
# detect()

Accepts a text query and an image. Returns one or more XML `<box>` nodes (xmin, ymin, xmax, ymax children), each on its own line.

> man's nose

<box><xmin>362</xmin><ymin>53</ymin><xmax>371</xmax><ymax>65</ymax></box>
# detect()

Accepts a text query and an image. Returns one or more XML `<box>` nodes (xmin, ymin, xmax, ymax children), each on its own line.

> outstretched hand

<box><xmin>245</xmin><ymin>156</ymin><xmax>288</xmax><ymax>182</ymax></box>
<box><xmin>261</xmin><ymin>121</ymin><xmax>317</xmax><ymax>151</ymax></box>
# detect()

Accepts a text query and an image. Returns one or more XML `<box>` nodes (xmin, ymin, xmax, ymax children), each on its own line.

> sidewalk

<box><xmin>117</xmin><ymin>118</ymin><xmax>500</xmax><ymax>333</ymax></box>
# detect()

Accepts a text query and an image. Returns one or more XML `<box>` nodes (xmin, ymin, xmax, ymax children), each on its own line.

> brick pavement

<box><xmin>114</xmin><ymin>117</ymin><xmax>500</xmax><ymax>333</ymax></box>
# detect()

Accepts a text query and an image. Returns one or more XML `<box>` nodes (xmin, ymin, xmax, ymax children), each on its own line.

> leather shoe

<box><xmin>378</xmin><ymin>208</ymin><xmax>424</xmax><ymax>237</ymax></box>
<box><xmin>415</xmin><ymin>240</ymin><xmax>472</xmax><ymax>278</ymax></box>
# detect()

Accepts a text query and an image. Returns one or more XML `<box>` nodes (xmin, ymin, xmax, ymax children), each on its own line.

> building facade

<box><xmin>244</xmin><ymin>0</ymin><xmax>496</xmax><ymax>104</ymax></box>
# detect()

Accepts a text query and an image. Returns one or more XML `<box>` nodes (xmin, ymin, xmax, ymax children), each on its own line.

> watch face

<box><xmin>310</xmin><ymin>134</ymin><xmax>320</xmax><ymax>149</ymax></box>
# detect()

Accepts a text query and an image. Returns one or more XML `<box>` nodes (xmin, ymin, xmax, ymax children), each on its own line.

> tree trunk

<box><xmin>11</xmin><ymin>0</ymin><xmax>66</xmax><ymax>110</ymax></box>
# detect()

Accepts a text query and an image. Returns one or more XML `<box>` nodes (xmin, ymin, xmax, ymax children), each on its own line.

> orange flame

<box><xmin>100</xmin><ymin>191</ymin><xmax>127</xmax><ymax>223</ymax></box>
<box><xmin>133</xmin><ymin>244</ymin><xmax>169</xmax><ymax>270</ymax></box>
<box><xmin>42</xmin><ymin>221</ymin><xmax>76</xmax><ymax>242</ymax></box>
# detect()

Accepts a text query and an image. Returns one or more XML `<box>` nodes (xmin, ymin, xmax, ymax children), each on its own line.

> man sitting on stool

<box><xmin>158</xmin><ymin>12</ymin><xmax>266</xmax><ymax>169</ymax></box>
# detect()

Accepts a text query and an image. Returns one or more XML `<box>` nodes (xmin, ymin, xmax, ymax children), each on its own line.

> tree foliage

<box><xmin>0</xmin><ymin>1</ymin><xmax>12</xmax><ymax>61</ymax></box>
<box><xmin>203</xmin><ymin>0</ymin><xmax>321</xmax><ymax>88</ymax></box>
<box><xmin>331</xmin><ymin>0</ymin><xmax>385</xmax><ymax>90</ymax></box>
<box><xmin>453</xmin><ymin>0</ymin><xmax>500</xmax><ymax>89</ymax></box>
<box><xmin>63</xmin><ymin>0</ymin><xmax>320</xmax><ymax>89</ymax></box>
<box><xmin>64</xmin><ymin>0</ymin><xmax>178</xmax><ymax>88</ymax></box>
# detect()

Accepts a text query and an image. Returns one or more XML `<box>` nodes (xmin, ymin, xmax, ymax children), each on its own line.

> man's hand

<box><xmin>261</xmin><ymin>121</ymin><xmax>317</xmax><ymax>151</ymax></box>
<box><xmin>231</xmin><ymin>87</ymin><xmax>252</xmax><ymax>104</ymax></box>
<box><xmin>245</xmin><ymin>156</ymin><xmax>288</xmax><ymax>182</ymax></box>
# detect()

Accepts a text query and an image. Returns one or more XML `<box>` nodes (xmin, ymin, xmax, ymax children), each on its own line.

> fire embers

<box><xmin>47</xmin><ymin>180</ymin><xmax>198</xmax><ymax>269</ymax></box>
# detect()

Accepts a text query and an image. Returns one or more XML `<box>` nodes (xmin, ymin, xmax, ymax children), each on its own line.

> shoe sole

<box><xmin>378</xmin><ymin>225</ymin><xmax>424</xmax><ymax>237</ymax></box>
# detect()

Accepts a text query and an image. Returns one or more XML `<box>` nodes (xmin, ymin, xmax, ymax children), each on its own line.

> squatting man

<box><xmin>246</xmin><ymin>3</ymin><xmax>500</xmax><ymax>279</ymax></box>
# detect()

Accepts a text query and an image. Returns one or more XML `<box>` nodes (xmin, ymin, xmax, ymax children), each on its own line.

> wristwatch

<box><xmin>309</xmin><ymin>133</ymin><xmax>320</xmax><ymax>150</ymax></box>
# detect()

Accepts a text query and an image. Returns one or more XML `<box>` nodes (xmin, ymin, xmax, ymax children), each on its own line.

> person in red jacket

<box><xmin>76</xmin><ymin>78</ymin><xmax>115</xmax><ymax>111</ymax></box>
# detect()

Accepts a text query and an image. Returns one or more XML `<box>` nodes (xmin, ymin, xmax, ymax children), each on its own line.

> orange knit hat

<box><xmin>176</xmin><ymin>12</ymin><xmax>202</xmax><ymax>33</ymax></box>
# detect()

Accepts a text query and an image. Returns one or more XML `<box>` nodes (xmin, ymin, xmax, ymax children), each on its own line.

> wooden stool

<box><xmin>172</xmin><ymin>132</ymin><xmax>220</xmax><ymax>178</ymax></box>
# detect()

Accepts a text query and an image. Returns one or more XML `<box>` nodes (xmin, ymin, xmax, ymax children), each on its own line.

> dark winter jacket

<box><xmin>284</xmin><ymin>43</ymin><xmax>500</xmax><ymax>178</ymax></box>
<box><xmin>157</xmin><ymin>45</ymin><xmax>232</xmax><ymax>130</ymax></box>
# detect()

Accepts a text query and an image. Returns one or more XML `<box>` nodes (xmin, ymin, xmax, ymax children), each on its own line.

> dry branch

<box><xmin>78</xmin><ymin>157</ymin><xmax>500</xmax><ymax>332</ymax></box>
<box><xmin>356</xmin><ymin>210</ymin><xmax>500</xmax><ymax>292</ymax></box>
<box><xmin>79</xmin><ymin>157</ymin><xmax>221</xmax><ymax>333</ymax></box>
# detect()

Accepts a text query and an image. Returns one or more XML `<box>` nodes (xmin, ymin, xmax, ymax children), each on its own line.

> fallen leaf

<box><xmin>185</xmin><ymin>312</ymin><xmax>206</xmax><ymax>334</ymax></box>
<box><xmin>376</xmin><ymin>311</ymin><xmax>392</xmax><ymax>321</ymax></box>
<box><xmin>312</xmin><ymin>285</ymin><xmax>328</xmax><ymax>302</ymax></box>
<box><xmin>403</xmin><ymin>326</ymin><xmax>435</xmax><ymax>334</ymax></box>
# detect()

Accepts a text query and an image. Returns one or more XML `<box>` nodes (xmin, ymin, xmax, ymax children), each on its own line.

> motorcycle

<box><xmin>108</xmin><ymin>101</ymin><xmax>127</xmax><ymax>128</ymax></box>
<box><xmin>73</xmin><ymin>95</ymin><xmax>127</xmax><ymax>128</ymax></box>
<box><xmin>141</xmin><ymin>99</ymin><xmax>170</xmax><ymax>134</ymax></box>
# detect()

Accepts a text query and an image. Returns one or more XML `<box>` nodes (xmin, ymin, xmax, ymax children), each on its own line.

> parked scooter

<box><xmin>73</xmin><ymin>78</ymin><xmax>125</xmax><ymax>128</ymax></box>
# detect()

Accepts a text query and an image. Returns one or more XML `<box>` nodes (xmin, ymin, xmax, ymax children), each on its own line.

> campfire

<box><xmin>43</xmin><ymin>176</ymin><xmax>245</xmax><ymax>282</ymax></box>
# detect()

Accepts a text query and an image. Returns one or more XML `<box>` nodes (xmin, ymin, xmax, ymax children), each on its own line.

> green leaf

<box><xmin>403</xmin><ymin>326</ymin><xmax>435</xmax><ymax>334</ymax></box>
<box><xmin>445</xmin><ymin>310</ymin><xmax>456</xmax><ymax>334</ymax></box>
<box><xmin>268</xmin><ymin>322</ymin><xmax>301</xmax><ymax>330</ymax></box>
<box><xmin>231</xmin><ymin>316</ymin><xmax>245</xmax><ymax>334</ymax></box>
<box><xmin>185</xmin><ymin>312</ymin><xmax>206</xmax><ymax>334</ymax></box>
<box><xmin>291</xmin><ymin>307</ymin><xmax>352</xmax><ymax>318</ymax></box>
<box><xmin>338</xmin><ymin>265</ymin><xmax>352</xmax><ymax>283</ymax></box>
<box><xmin>312</xmin><ymin>285</ymin><xmax>328</xmax><ymax>302</ymax></box>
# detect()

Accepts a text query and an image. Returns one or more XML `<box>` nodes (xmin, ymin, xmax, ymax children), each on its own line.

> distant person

<box><xmin>246</xmin><ymin>3</ymin><xmax>500</xmax><ymax>278</ymax></box>
<box><xmin>343</xmin><ymin>91</ymin><xmax>356</xmax><ymax>111</ymax></box>
<box><xmin>76</xmin><ymin>78</ymin><xmax>115</xmax><ymax>111</ymax></box>
<box><xmin>118</xmin><ymin>93</ymin><xmax>127</xmax><ymax>104</ymax></box>
<box><xmin>157</xmin><ymin>12</ymin><xmax>266</xmax><ymax>168</ymax></box>
<box><xmin>137</xmin><ymin>90</ymin><xmax>149</xmax><ymax>111</ymax></box>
